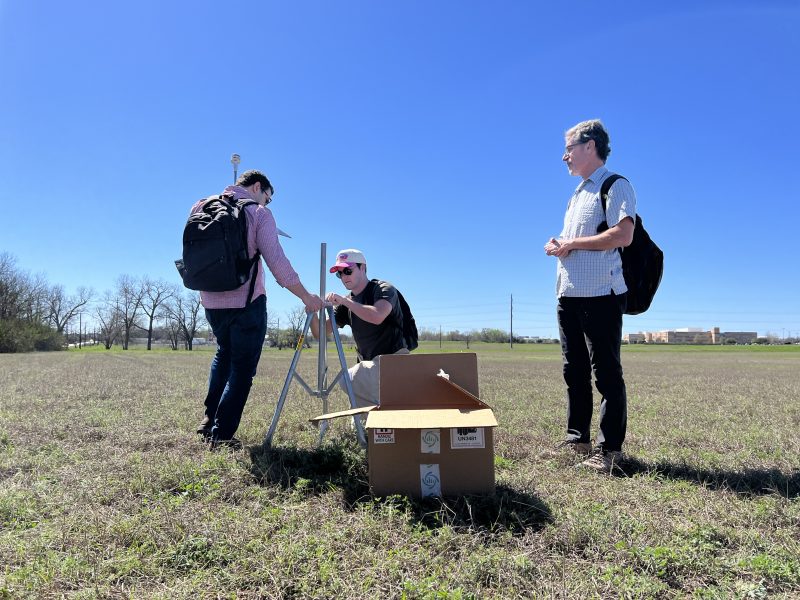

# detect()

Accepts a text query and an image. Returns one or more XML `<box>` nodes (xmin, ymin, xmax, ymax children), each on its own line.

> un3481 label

<box><xmin>450</xmin><ymin>427</ymin><xmax>485</xmax><ymax>449</ymax></box>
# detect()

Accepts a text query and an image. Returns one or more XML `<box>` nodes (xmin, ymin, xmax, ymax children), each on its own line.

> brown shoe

<box><xmin>196</xmin><ymin>415</ymin><xmax>212</xmax><ymax>437</ymax></box>
<box><xmin>540</xmin><ymin>439</ymin><xmax>592</xmax><ymax>458</ymax></box>
<box><xmin>582</xmin><ymin>448</ymin><xmax>623</xmax><ymax>474</ymax></box>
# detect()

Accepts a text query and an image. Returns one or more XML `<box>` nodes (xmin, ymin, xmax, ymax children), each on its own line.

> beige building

<box><xmin>625</xmin><ymin>326</ymin><xmax>757</xmax><ymax>345</ymax></box>
<box><xmin>624</xmin><ymin>332</ymin><xmax>646</xmax><ymax>343</ymax></box>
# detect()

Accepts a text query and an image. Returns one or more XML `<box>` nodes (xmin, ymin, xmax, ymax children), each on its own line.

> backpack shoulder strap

<box><xmin>598</xmin><ymin>173</ymin><xmax>628</xmax><ymax>254</ymax></box>
<box><xmin>599</xmin><ymin>173</ymin><xmax>626</xmax><ymax>214</ymax></box>
<box><xmin>235</xmin><ymin>198</ymin><xmax>258</xmax><ymax>209</ymax></box>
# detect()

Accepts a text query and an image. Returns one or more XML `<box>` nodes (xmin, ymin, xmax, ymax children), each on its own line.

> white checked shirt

<box><xmin>556</xmin><ymin>166</ymin><xmax>637</xmax><ymax>298</ymax></box>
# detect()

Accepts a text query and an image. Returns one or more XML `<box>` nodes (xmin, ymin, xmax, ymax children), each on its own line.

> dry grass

<box><xmin>1</xmin><ymin>344</ymin><xmax>798</xmax><ymax>599</ymax></box>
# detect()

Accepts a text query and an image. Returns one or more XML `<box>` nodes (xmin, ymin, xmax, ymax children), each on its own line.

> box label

<box><xmin>450</xmin><ymin>427</ymin><xmax>485</xmax><ymax>449</ymax></box>
<box><xmin>420</xmin><ymin>464</ymin><xmax>441</xmax><ymax>497</ymax></box>
<box><xmin>420</xmin><ymin>429</ymin><xmax>441</xmax><ymax>454</ymax></box>
<box><xmin>373</xmin><ymin>428</ymin><xmax>395</xmax><ymax>444</ymax></box>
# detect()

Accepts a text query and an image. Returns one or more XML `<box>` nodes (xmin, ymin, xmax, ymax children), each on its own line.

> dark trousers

<box><xmin>557</xmin><ymin>293</ymin><xmax>627</xmax><ymax>452</ymax></box>
<box><xmin>204</xmin><ymin>294</ymin><xmax>267</xmax><ymax>440</ymax></box>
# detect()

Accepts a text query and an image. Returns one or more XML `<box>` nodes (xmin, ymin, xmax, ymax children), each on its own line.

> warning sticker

<box><xmin>450</xmin><ymin>427</ymin><xmax>485</xmax><ymax>449</ymax></box>
<box><xmin>420</xmin><ymin>429</ymin><xmax>441</xmax><ymax>454</ymax></box>
<box><xmin>420</xmin><ymin>464</ymin><xmax>441</xmax><ymax>497</ymax></box>
<box><xmin>373</xmin><ymin>428</ymin><xmax>395</xmax><ymax>444</ymax></box>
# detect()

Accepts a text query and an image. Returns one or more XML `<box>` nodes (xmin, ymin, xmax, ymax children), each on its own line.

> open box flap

<box><xmin>309</xmin><ymin>405</ymin><xmax>375</xmax><ymax>423</ymax></box>
<box><xmin>379</xmin><ymin>353</ymin><xmax>484</xmax><ymax>409</ymax></box>
<box><xmin>366</xmin><ymin>407</ymin><xmax>497</xmax><ymax>429</ymax></box>
<box><xmin>435</xmin><ymin>374</ymin><xmax>492</xmax><ymax>409</ymax></box>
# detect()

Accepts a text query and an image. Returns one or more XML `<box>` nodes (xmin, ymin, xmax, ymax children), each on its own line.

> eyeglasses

<box><xmin>263</xmin><ymin>190</ymin><xmax>273</xmax><ymax>205</ymax></box>
<box><xmin>335</xmin><ymin>267</ymin><xmax>355</xmax><ymax>278</ymax></box>
<box><xmin>564</xmin><ymin>140</ymin><xmax>588</xmax><ymax>155</ymax></box>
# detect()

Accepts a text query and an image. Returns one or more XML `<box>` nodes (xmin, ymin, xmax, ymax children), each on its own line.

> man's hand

<box><xmin>302</xmin><ymin>294</ymin><xmax>324</xmax><ymax>313</ymax></box>
<box><xmin>544</xmin><ymin>237</ymin><xmax>571</xmax><ymax>257</ymax></box>
<box><xmin>325</xmin><ymin>292</ymin><xmax>346</xmax><ymax>307</ymax></box>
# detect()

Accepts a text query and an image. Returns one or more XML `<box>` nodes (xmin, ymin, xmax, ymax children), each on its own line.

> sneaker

<box><xmin>210</xmin><ymin>437</ymin><xmax>243</xmax><ymax>451</ymax></box>
<box><xmin>540</xmin><ymin>439</ymin><xmax>592</xmax><ymax>458</ymax></box>
<box><xmin>582</xmin><ymin>447</ymin><xmax>623</xmax><ymax>474</ymax></box>
<box><xmin>196</xmin><ymin>415</ymin><xmax>212</xmax><ymax>438</ymax></box>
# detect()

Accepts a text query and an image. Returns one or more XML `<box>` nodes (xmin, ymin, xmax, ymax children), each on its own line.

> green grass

<box><xmin>1</xmin><ymin>345</ymin><xmax>798</xmax><ymax>598</ymax></box>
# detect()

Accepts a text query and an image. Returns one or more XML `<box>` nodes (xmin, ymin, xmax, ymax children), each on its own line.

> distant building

<box><xmin>625</xmin><ymin>326</ymin><xmax>757</xmax><ymax>345</ymax></box>
<box><xmin>717</xmin><ymin>330</ymin><xmax>758</xmax><ymax>345</ymax></box>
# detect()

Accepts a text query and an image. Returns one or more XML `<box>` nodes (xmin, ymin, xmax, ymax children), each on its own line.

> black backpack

<box><xmin>598</xmin><ymin>174</ymin><xmax>663</xmax><ymax>316</ymax></box>
<box><xmin>175</xmin><ymin>194</ymin><xmax>261</xmax><ymax>303</ymax></box>
<box><xmin>364</xmin><ymin>279</ymin><xmax>419</xmax><ymax>351</ymax></box>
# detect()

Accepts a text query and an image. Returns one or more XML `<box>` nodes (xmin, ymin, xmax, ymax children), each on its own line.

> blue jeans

<box><xmin>557</xmin><ymin>293</ymin><xmax>627</xmax><ymax>452</ymax></box>
<box><xmin>204</xmin><ymin>294</ymin><xmax>267</xmax><ymax>440</ymax></box>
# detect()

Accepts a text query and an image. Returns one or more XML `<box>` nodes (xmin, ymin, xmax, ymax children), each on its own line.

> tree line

<box><xmin>1</xmin><ymin>251</ymin><xmax>541</xmax><ymax>354</ymax></box>
<box><xmin>0</xmin><ymin>252</ymin><xmax>343</xmax><ymax>354</ymax></box>
<box><xmin>0</xmin><ymin>252</ymin><xmax>207</xmax><ymax>353</ymax></box>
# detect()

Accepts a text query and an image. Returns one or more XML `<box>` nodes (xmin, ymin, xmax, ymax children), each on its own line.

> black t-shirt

<box><xmin>334</xmin><ymin>279</ymin><xmax>406</xmax><ymax>361</ymax></box>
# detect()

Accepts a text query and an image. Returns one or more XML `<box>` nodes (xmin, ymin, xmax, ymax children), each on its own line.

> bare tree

<box><xmin>0</xmin><ymin>252</ymin><xmax>26</xmax><ymax>321</ymax></box>
<box><xmin>95</xmin><ymin>295</ymin><xmax>122</xmax><ymax>349</ymax></box>
<box><xmin>286</xmin><ymin>305</ymin><xmax>308</xmax><ymax>349</ymax></box>
<box><xmin>47</xmin><ymin>284</ymin><xmax>93</xmax><ymax>334</ymax></box>
<box><xmin>113</xmin><ymin>275</ymin><xmax>144</xmax><ymax>350</ymax></box>
<box><xmin>23</xmin><ymin>273</ymin><xmax>51</xmax><ymax>324</ymax></box>
<box><xmin>163</xmin><ymin>309</ymin><xmax>182</xmax><ymax>350</ymax></box>
<box><xmin>0</xmin><ymin>253</ymin><xmax>53</xmax><ymax>325</ymax></box>
<box><xmin>266</xmin><ymin>313</ymin><xmax>281</xmax><ymax>348</ymax></box>
<box><xmin>167</xmin><ymin>291</ymin><xmax>205</xmax><ymax>350</ymax></box>
<box><xmin>140</xmin><ymin>278</ymin><xmax>176</xmax><ymax>350</ymax></box>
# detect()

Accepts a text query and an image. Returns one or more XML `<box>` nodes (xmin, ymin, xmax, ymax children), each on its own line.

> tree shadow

<box><xmin>249</xmin><ymin>441</ymin><xmax>553</xmax><ymax>536</ymax></box>
<box><xmin>617</xmin><ymin>456</ymin><xmax>799</xmax><ymax>498</ymax></box>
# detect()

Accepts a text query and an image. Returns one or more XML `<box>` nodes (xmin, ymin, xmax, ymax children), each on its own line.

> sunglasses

<box><xmin>335</xmin><ymin>266</ymin><xmax>356</xmax><ymax>278</ymax></box>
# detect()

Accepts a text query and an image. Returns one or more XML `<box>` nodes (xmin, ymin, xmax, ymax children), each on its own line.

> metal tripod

<box><xmin>263</xmin><ymin>243</ymin><xmax>366</xmax><ymax>448</ymax></box>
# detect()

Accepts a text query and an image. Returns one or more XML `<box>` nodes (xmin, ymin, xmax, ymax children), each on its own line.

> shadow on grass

<box><xmin>619</xmin><ymin>457</ymin><xmax>799</xmax><ymax>498</ymax></box>
<box><xmin>249</xmin><ymin>440</ymin><xmax>370</xmax><ymax>501</ymax></box>
<box><xmin>386</xmin><ymin>486</ymin><xmax>554</xmax><ymax>536</ymax></box>
<box><xmin>248</xmin><ymin>441</ymin><xmax>553</xmax><ymax>535</ymax></box>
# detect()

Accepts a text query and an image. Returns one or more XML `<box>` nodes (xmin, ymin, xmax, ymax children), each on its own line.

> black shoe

<box><xmin>196</xmin><ymin>416</ymin><xmax>212</xmax><ymax>438</ymax></box>
<box><xmin>210</xmin><ymin>437</ymin><xmax>243</xmax><ymax>451</ymax></box>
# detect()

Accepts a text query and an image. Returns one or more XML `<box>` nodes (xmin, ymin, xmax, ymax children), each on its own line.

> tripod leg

<box><xmin>328</xmin><ymin>306</ymin><xmax>367</xmax><ymax>447</ymax></box>
<box><xmin>262</xmin><ymin>312</ymin><xmax>313</xmax><ymax>448</ymax></box>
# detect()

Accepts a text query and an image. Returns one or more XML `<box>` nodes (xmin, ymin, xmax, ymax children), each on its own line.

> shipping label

<box><xmin>373</xmin><ymin>428</ymin><xmax>395</xmax><ymax>444</ymax></box>
<box><xmin>450</xmin><ymin>427</ymin><xmax>485</xmax><ymax>449</ymax></box>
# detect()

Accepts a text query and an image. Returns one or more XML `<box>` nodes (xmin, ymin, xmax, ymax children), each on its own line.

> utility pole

<box><xmin>439</xmin><ymin>325</ymin><xmax>442</xmax><ymax>349</ymax></box>
<box><xmin>510</xmin><ymin>293</ymin><xmax>514</xmax><ymax>349</ymax></box>
<box><xmin>231</xmin><ymin>153</ymin><xmax>241</xmax><ymax>184</ymax></box>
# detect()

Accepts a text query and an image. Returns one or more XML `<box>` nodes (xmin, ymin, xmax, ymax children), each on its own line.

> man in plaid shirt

<box><xmin>544</xmin><ymin>119</ymin><xmax>637</xmax><ymax>474</ymax></box>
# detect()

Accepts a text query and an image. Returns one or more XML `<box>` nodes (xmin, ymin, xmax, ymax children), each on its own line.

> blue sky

<box><xmin>1</xmin><ymin>1</ymin><xmax>799</xmax><ymax>339</ymax></box>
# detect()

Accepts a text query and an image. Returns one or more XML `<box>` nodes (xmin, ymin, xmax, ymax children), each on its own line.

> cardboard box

<box><xmin>312</xmin><ymin>353</ymin><xmax>497</xmax><ymax>498</ymax></box>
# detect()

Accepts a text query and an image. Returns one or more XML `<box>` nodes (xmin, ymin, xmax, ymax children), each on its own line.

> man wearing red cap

<box><xmin>311</xmin><ymin>248</ymin><xmax>410</xmax><ymax>408</ymax></box>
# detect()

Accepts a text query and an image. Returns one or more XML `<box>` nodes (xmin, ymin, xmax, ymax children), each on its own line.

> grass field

<box><xmin>1</xmin><ymin>342</ymin><xmax>798</xmax><ymax>599</ymax></box>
